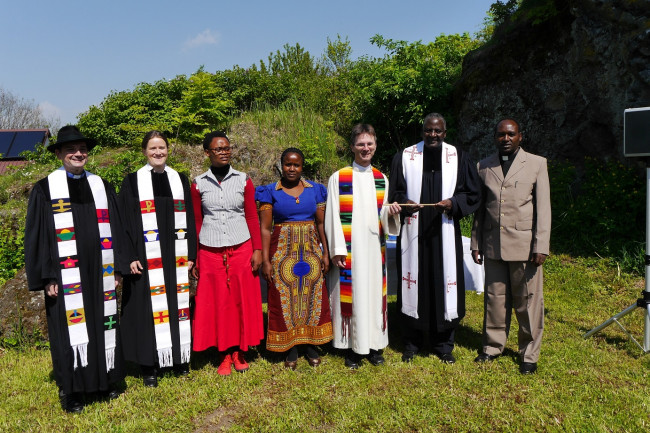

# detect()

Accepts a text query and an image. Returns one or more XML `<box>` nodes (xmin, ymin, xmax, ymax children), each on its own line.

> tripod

<box><xmin>583</xmin><ymin>166</ymin><xmax>650</xmax><ymax>353</ymax></box>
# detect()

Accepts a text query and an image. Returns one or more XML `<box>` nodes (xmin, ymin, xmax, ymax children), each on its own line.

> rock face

<box><xmin>0</xmin><ymin>269</ymin><xmax>48</xmax><ymax>340</ymax></box>
<box><xmin>455</xmin><ymin>0</ymin><xmax>650</xmax><ymax>162</ymax></box>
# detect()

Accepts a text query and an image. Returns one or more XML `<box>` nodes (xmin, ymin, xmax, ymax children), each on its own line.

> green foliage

<box><xmin>77</xmin><ymin>76</ymin><xmax>189</xmax><ymax>148</ymax></box>
<box><xmin>337</xmin><ymin>34</ymin><xmax>481</xmax><ymax>168</ymax></box>
<box><xmin>84</xmin><ymin>147</ymin><xmax>143</xmax><ymax>192</ymax></box>
<box><xmin>235</xmin><ymin>104</ymin><xmax>347</xmax><ymax>185</ymax></box>
<box><xmin>173</xmin><ymin>69</ymin><xmax>234</xmax><ymax>143</ymax></box>
<box><xmin>549</xmin><ymin>159</ymin><xmax>646</xmax><ymax>273</ymax></box>
<box><xmin>19</xmin><ymin>143</ymin><xmax>58</xmax><ymax>168</ymax></box>
<box><xmin>518</xmin><ymin>0</ymin><xmax>559</xmax><ymax>25</ymax></box>
<box><xmin>0</xmin><ymin>215</ymin><xmax>25</xmax><ymax>285</ymax></box>
<box><xmin>490</xmin><ymin>0</ymin><xmax>520</xmax><ymax>25</ymax></box>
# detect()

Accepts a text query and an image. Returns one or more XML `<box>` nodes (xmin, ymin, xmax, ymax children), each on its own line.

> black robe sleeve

<box><xmin>449</xmin><ymin>149</ymin><xmax>481</xmax><ymax>219</ymax></box>
<box><xmin>25</xmin><ymin>181</ymin><xmax>56</xmax><ymax>291</ymax></box>
<box><xmin>116</xmin><ymin>174</ymin><xmax>141</xmax><ymax>275</ymax></box>
<box><xmin>181</xmin><ymin>173</ymin><xmax>198</xmax><ymax>262</ymax></box>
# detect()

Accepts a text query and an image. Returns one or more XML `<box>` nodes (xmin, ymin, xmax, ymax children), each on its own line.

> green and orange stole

<box><xmin>338</xmin><ymin>166</ymin><xmax>387</xmax><ymax>335</ymax></box>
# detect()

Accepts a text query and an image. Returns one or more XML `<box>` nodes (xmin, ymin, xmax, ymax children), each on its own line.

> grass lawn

<box><xmin>1</xmin><ymin>254</ymin><xmax>649</xmax><ymax>432</ymax></box>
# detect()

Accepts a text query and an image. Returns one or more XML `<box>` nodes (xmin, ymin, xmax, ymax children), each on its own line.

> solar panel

<box><xmin>0</xmin><ymin>130</ymin><xmax>49</xmax><ymax>158</ymax></box>
<box><xmin>0</xmin><ymin>132</ymin><xmax>13</xmax><ymax>156</ymax></box>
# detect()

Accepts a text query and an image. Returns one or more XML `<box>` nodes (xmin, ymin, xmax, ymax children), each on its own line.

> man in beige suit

<box><xmin>470</xmin><ymin>118</ymin><xmax>551</xmax><ymax>374</ymax></box>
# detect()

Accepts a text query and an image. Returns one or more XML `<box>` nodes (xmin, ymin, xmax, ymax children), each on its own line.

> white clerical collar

<box><xmin>66</xmin><ymin>171</ymin><xmax>86</xmax><ymax>179</ymax></box>
<box><xmin>353</xmin><ymin>161</ymin><xmax>372</xmax><ymax>171</ymax></box>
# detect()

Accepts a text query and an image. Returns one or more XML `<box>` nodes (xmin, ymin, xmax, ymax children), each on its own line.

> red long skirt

<box><xmin>192</xmin><ymin>240</ymin><xmax>264</xmax><ymax>352</ymax></box>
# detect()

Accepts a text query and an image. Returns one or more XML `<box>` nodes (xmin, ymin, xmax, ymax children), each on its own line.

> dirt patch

<box><xmin>193</xmin><ymin>406</ymin><xmax>237</xmax><ymax>432</ymax></box>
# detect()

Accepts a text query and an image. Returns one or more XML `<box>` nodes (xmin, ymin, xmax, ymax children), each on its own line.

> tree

<box><xmin>0</xmin><ymin>86</ymin><xmax>60</xmax><ymax>131</ymax></box>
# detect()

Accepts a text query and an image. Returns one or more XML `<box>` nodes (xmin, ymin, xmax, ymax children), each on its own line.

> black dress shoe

<box><xmin>344</xmin><ymin>351</ymin><xmax>361</xmax><ymax>369</ymax></box>
<box><xmin>143</xmin><ymin>375</ymin><xmax>158</xmax><ymax>387</ymax></box>
<box><xmin>435</xmin><ymin>352</ymin><xmax>456</xmax><ymax>364</ymax></box>
<box><xmin>368</xmin><ymin>352</ymin><xmax>385</xmax><ymax>366</ymax></box>
<box><xmin>59</xmin><ymin>390</ymin><xmax>84</xmax><ymax>414</ymax></box>
<box><xmin>104</xmin><ymin>388</ymin><xmax>120</xmax><ymax>400</ymax></box>
<box><xmin>174</xmin><ymin>363</ymin><xmax>190</xmax><ymax>376</ymax></box>
<box><xmin>474</xmin><ymin>352</ymin><xmax>499</xmax><ymax>363</ymax></box>
<box><xmin>520</xmin><ymin>362</ymin><xmax>538</xmax><ymax>374</ymax></box>
<box><xmin>401</xmin><ymin>350</ymin><xmax>417</xmax><ymax>363</ymax></box>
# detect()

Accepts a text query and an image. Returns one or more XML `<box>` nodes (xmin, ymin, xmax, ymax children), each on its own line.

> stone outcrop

<box><xmin>0</xmin><ymin>269</ymin><xmax>47</xmax><ymax>340</ymax></box>
<box><xmin>455</xmin><ymin>0</ymin><xmax>650</xmax><ymax>162</ymax></box>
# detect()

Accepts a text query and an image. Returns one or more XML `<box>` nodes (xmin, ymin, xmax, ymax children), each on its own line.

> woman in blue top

<box><xmin>256</xmin><ymin>148</ymin><xmax>333</xmax><ymax>369</ymax></box>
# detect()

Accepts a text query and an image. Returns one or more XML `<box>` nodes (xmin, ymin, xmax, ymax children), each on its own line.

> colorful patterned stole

<box><xmin>338</xmin><ymin>166</ymin><xmax>387</xmax><ymax>335</ymax></box>
<box><xmin>48</xmin><ymin>168</ymin><xmax>117</xmax><ymax>371</ymax></box>
<box><xmin>137</xmin><ymin>164</ymin><xmax>191</xmax><ymax>367</ymax></box>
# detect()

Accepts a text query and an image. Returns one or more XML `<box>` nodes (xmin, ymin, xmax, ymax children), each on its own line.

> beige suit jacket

<box><xmin>471</xmin><ymin>148</ymin><xmax>551</xmax><ymax>261</ymax></box>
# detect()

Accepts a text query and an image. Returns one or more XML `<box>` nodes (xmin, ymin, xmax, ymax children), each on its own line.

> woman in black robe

<box><xmin>118</xmin><ymin>131</ymin><xmax>196</xmax><ymax>386</ymax></box>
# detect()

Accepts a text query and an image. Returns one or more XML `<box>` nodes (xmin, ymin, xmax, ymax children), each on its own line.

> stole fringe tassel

<box><xmin>105</xmin><ymin>347</ymin><xmax>115</xmax><ymax>372</ymax></box>
<box><xmin>158</xmin><ymin>348</ymin><xmax>174</xmax><ymax>368</ymax></box>
<box><xmin>180</xmin><ymin>344</ymin><xmax>191</xmax><ymax>364</ymax></box>
<box><xmin>72</xmin><ymin>343</ymin><xmax>89</xmax><ymax>370</ymax></box>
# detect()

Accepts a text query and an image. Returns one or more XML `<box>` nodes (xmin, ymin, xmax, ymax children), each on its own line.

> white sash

<box><xmin>137</xmin><ymin>164</ymin><xmax>191</xmax><ymax>367</ymax></box>
<box><xmin>400</xmin><ymin>142</ymin><xmax>459</xmax><ymax>321</ymax></box>
<box><xmin>48</xmin><ymin>168</ymin><xmax>117</xmax><ymax>371</ymax></box>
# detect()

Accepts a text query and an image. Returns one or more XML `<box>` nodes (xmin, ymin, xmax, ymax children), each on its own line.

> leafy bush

<box><xmin>550</xmin><ymin>159</ymin><xmax>646</xmax><ymax>273</ymax></box>
<box><xmin>0</xmin><ymin>214</ymin><xmax>25</xmax><ymax>285</ymax></box>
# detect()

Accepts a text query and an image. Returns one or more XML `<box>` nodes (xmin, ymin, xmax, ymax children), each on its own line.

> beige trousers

<box><xmin>482</xmin><ymin>258</ymin><xmax>544</xmax><ymax>363</ymax></box>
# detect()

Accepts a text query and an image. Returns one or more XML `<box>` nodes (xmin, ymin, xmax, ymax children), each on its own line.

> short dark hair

<box><xmin>422</xmin><ymin>113</ymin><xmax>447</xmax><ymax>130</ymax></box>
<box><xmin>350</xmin><ymin>123</ymin><xmax>376</xmax><ymax>145</ymax></box>
<box><xmin>141</xmin><ymin>130</ymin><xmax>169</xmax><ymax>150</ymax></box>
<box><xmin>494</xmin><ymin>118</ymin><xmax>521</xmax><ymax>134</ymax></box>
<box><xmin>202</xmin><ymin>131</ymin><xmax>230</xmax><ymax>150</ymax></box>
<box><xmin>281</xmin><ymin>147</ymin><xmax>305</xmax><ymax>165</ymax></box>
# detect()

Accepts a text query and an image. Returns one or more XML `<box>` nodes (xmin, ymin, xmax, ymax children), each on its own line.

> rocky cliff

<box><xmin>455</xmin><ymin>0</ymin><xmax>650</xmax><ymax>162</ymax></box>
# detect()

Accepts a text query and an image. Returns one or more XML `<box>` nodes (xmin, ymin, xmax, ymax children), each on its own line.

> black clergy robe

<box><xmin>118</xmin><ymin>171</ymin><xmax>196</xmax><ymax>367</ymax></box>
<box><xmin>25</xmin><ymin>175</ymin><xmax>125</xmax><ymax>395</ymax></box>
<box><xmin>389</xmin><ymin>145</ymin><xmax>481</xmax><ymax>332</ymax></box>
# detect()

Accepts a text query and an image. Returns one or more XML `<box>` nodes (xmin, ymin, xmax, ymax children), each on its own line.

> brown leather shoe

<box><xmin>307</xmin><ymin>356</ymin><xmax>321</xmax><ymax>367</ymax></box>
<box><xmin>284</xmin><ymin>359</ymin><xmax>297</xmax><ymax>370</ymax></box>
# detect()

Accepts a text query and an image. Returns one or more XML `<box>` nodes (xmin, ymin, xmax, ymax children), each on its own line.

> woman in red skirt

<box><xmin>191</xmin><ymin>131</ymin><xmax>264</xmax><ymax>376</ymax></box>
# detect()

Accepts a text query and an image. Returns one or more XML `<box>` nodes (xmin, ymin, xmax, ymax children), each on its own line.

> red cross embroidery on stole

<box><xmin>445</xmin><ymin>148</ymin><xmax>457</xmax><ymax>163</ymax></box>
<box><xmin>408</xmin><ymin>146</ymin><xmax>422</xmax><ymax>160</ymax></box>
<box><xmin>402</xmin><ymin>272</ymin><xmax>417</xmax><ymax>289</ymax></box>
<box><xmin>153</xmin><ymin>311</ymin><xmax>169</xmax><ymax>324</ymax></box>
<box><xmin>406</xmin><ymin>214</ymin><xmax>418</xmax><ymax>225</ymax></box>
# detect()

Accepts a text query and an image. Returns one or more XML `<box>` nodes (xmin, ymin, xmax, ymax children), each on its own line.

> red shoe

<box><xmin>232</xmin><ymin>351</ymin><xmax>249</xmax><ymax>372</ymax></box>
<box><xmin>217</xmin><ymin>353</ymin><xmax>232</xmax><ymax>376</ymax></box>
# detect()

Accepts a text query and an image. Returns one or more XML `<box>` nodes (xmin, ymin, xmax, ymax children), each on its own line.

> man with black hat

<box><xmin>25</xmin><ymin>125</ymin><xmax>125</xmax><ymax>413</ymax></box>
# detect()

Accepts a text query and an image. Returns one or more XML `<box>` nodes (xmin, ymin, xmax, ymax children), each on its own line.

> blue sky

<box><xmin>1</xmin><ymin>0</ymin><xmax>495</xmax><ymax>125</ymax></box>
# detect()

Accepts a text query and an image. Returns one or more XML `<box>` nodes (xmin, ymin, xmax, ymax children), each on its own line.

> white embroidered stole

<box><xmin>137</xmin><ymin>165</ymin><xmax>191</xmax><ymax>367</ymax></box>
<box><xmin>48</xmin><ymin>168</ymin><xmax>117</xmax><ymax>371</ymax></box>
<box><xmin>400</xmin><ymin>142</ymin><xmax>459</xmax><ymax>321</ymax></box>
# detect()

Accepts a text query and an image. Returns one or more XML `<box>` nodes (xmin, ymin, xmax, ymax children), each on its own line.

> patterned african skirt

<box><xmin>266</xmin><ymin>221</ymin><xmax>333</xmax><ymax>352</ymax></box>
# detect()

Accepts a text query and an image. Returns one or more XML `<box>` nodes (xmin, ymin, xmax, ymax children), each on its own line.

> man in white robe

<box><xmin>325</xmin><ymin>124</ymin><xmax>400</xmax><ymax>369</ymax></box>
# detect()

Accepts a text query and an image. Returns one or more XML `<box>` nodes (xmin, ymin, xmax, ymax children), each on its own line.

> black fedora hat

<box><xmin>47</xmin><ymin>125</ymin><xmax>97</xmax><ymax>153</ymax></box>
